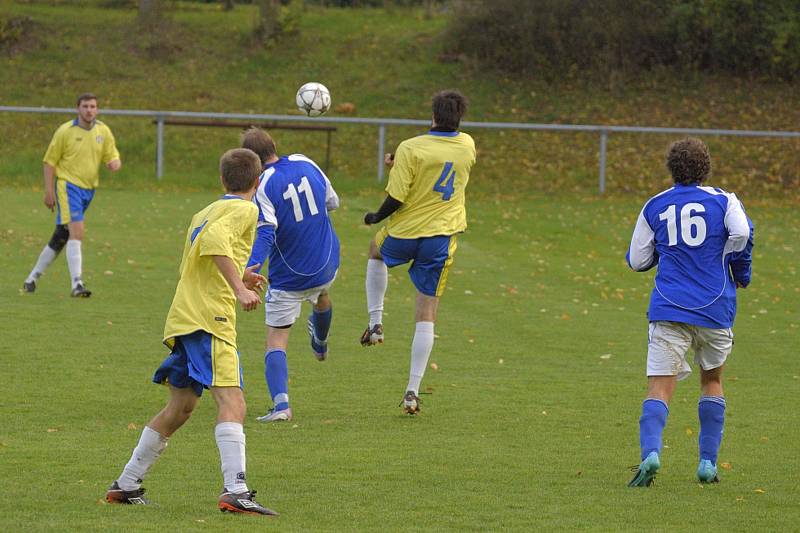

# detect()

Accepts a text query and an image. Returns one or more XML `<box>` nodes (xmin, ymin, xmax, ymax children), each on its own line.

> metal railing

<box><xmin>3</xmin><ymin>105</ymin><xmax>799</xmax><ymax>193</ymax></box>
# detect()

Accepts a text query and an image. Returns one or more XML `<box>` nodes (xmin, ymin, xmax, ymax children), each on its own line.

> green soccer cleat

<box><xmin>697</xmin><ymin>459</ymin><xmax>720</xmax><ymax>484</ymax></box>
<box><xmin>628</xmin><ymin>451</ymin><xmax>660</xmax><ymax>487</ymax></box>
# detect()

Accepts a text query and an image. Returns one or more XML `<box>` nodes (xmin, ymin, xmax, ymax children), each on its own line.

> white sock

<box><xmin>215</xmin><ymin>422</ymin><xmax>249</xmax><ymax>494</ymax></box>
<box><xmin>26</xmin><ymin>246</ymin><xmax>59</xmax><ymax>283</ymax></box>
<box><xmin>66</xmin><ymin>240</ymin><xmax>83</xmax><ymax>288</ymax></box>
<box><xmin>407</xmin><ymin>321</ymin><xmax>435</xmax><ymax>394</ymax></box>
<box><xmin>117</xmin><ymin>426</ymin><xmax>168</xmax><ymax>490</ymax></box>
<box><xmin>366</xmin><ymin>259</ymin><xmax>388</xmax><ymax>327</ymax></box>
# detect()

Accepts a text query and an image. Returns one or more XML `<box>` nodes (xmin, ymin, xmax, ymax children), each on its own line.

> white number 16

<box><xmin>658</xmin><ymin>203</ymin><xmax>707</xmax><ymax>246</ymax></box>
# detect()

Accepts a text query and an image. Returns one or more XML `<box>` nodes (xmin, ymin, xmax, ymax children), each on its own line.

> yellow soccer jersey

<box><xmin>43</xmin><ymin>119</ymin><xmax>120</xmax><ymax>189</ymax></box>
<box><xmin>384</xmin><ymin>131</ymin><xmax>476</xmax><ymax>238</ymax></box>
<box><xmin>163</xmin><ymin>196</ymin><xmax>258</xmax><ymax>349</ymax></box>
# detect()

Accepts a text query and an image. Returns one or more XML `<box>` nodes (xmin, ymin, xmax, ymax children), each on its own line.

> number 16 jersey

<box><xmin>627</xmin><ymin>184</ymin><xmax>753</xmax><ymax>329</ymax></box>
<box><xmin>254</xmin><ymin>154</ymin><xmax>340</xmax><ymax>291</ymax></box>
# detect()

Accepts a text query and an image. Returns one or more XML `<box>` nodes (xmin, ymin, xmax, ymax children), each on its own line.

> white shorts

<box><xmin>646</xmin><ymin>321</ymin><xmax>733</xmax><ymax>381</ymax></box>
<box><xmin>264</xmin><ymin>279</ymin><xmax>334</xmax><ymax>328</ymax></box>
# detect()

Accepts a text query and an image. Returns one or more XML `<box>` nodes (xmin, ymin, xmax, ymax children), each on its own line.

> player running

<box><xmin>241</xmin><ymin>128</ymin><xmax>340</xmax><ymax>423</ymax></box>
<box><xmin>106</xmin><ymin>148</ymin><xmax>277</xmax><ymax>515</ymax></box>
<box><xmin>626</xmin><ymin>138</ymin><xmax>754</xmax><ymax>487</ymax></box>
<box><xmin>362</xmin><ymin>90</ymin><xmax>476</xmax><ymax>415</ymax></box>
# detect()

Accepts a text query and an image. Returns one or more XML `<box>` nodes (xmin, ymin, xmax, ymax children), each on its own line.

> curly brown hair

<box><xmin>665</xmin><ymin>138</ymin><xmax>712</xmax><ymax>185</ymax></box>
<box><xmin>432</xmin><ymin>90</ymin><xmax>468</xmax><ymax>130</ymax></box>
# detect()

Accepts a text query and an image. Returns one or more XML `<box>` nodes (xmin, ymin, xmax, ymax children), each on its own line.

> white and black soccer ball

<box><xmin>295</xmin><ymin>82</ymin><xmax>331</xmax><ymax>117</ymax></box>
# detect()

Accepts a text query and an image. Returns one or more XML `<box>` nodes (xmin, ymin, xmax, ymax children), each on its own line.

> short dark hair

<box><xmin>666</xmin><ymin>138</ymin><xmax>712</xmax><ymax>185</ymax></box>
<box><xmin>240</xmin><ymin>127</ymin><xmax>277</xmax><ymax>166</ymax></box>
<box><xmin>77</xmin><ymin>93</ymin><xmax>98</xmax><ymax>106</ymax></box>
<box><xmin>432</xmin><ymin>90</ymin><xmax>468</xmax><ymax>130</ymax></box>
<box><xmin>219</xmin><ymin>148</ymin><xmax>261</xmax><ymax>193</ymax></box>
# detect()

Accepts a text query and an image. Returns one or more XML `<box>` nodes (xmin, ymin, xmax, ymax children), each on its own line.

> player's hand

<box><xmin>243</xmin><ymin>264</ymin><xmax>266</xmax><ymax>292</ymax></box>
<box><xmin>736</xmin><ymin>281</ymin><xmax>746</xmax><ymax>289</ymax></box>
<box><xmin>236</xmin><ymin>287</ymin><xmax>261</xmax><ymax>311</ymax></box>
<box><xmin>43</xmin><ymin>190</ymin><xmax>56</xmax><ymax>211</ymax></box>
<box><xmin>384</xmin><ymin>153</ymin><xmax>395</xmax><ymax>168</ymax></box>
<box><xmin>364</xmin><ymin>212</ymin><xmax>380</xmax><ymax>225</ymax></box>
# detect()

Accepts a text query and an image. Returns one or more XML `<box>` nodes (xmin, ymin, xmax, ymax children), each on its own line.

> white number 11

<box><xmin>283</xmin><ymin>176</ymin><xmax>319</xmax><ymax>222</ymax></box>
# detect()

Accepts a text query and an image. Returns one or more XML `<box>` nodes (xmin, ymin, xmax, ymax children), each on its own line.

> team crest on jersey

<box><xmin>96</xmin><ymin>135</ymin><xmax>104</xmax><ymax>144</ymax></box>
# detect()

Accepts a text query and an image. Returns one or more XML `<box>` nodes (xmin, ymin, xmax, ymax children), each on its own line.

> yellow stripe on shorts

<box><xmin>56</xmin><ymin>179</ymin><xmax>71</xmax><ymax>224</ymax></box>
<box><xmin>435</xmin><ymin>235</ymin><xmax>458</xmax><ymax>297</ymax></box>
<box><xmin>211</xmin><ymin>335</ymin><xmax>241</xmax><ymax>388</ymax></box>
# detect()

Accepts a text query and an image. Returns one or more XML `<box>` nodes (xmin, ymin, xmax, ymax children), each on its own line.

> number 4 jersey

<box><xmin>253</xmin><ymin>154</ymin><xmax>340</xmax><ymax>291</ymax></box>
<box><xmin>627</xmin><ymin>184</ymin><xmax>754</xmax><ymax>329</ymax></box>
<box><xmin>384</xmin><ymin>130</ymin><xmax>476</xmax><ymax>239</ymax></box>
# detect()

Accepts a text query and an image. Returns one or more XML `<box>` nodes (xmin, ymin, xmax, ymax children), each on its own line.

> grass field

<box><xmin>1</xmin><ymin>186</ymin><xmax>798</xmax><ymax>531</ymax></box>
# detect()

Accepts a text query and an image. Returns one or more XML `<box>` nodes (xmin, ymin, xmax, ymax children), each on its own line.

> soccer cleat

<box><xmin>71</xmin><ymin>283</ymin><xmax>92</xmax><ymax>298</ymax></box>
<box><xmin>256</xmin><ymin>407</ymin><xmax>293</xmax><ymax>423</ymax></box>
<box><xmin>307</xmin><ymin>315</ymin><xmax>328</xmax><ymax>361</ymax></box>
<box><xmin>23</xmin><ymin>280</ymin><xmax>36</xmax><ymax>293</ymax></box>
<box><xmin>360</xmin><ymin>324</ymin><xmax>384</xmax><ymax>347</ymax></box>
<box><xmin>697</xmin><ymin>459</ymin><xmax>720</xmax><ymax>483</ymax></box>
<box><xmin>218</xmin><ymin>489</ymin><xmax>278</xmax><ymax>516</ymax></box>
<box><xmin>400</xmin><ymin>391</ymin><xmax>421</xmax><ymax>415</ymax></box>
<box><xmin>628</xmin><ymin>451</ymin><xmax>660</xmax><ymax>487</ymax></box>
<box><xmin>106</xmin><ymin>481</ymin><xmax>150</xmax><ymax>505</ymax></box>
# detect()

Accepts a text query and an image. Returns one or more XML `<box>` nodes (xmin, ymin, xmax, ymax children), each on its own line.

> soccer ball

<box><xmin>295</xmin><ymin>82</ymin><xmax>331</xmax><ymax>117</ymax></box>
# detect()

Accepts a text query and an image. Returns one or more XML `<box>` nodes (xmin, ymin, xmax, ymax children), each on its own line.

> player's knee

<box><xmin>48</xmin><ymin>224</ymin><xmax>69</xmax><ymax>252</ymax></box>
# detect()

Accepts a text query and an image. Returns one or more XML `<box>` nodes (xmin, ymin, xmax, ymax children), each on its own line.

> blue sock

<box><xmin>639</xmin><ymin>398</ymin><xmax>669</xmax><ymax>460</ymax></box>
<box><xmin>698</xmin><ymin>396</ymin><xmax>726</xmax><ymax>463</ymax></box>
<box><xmin>265</xmin><ymin>349</ymin><xmax>289</xmax><ymax>411</ymax></box>
<box><xmin>312</xmin><ymin>307</ymin><xmax>333</xmax><ymax>342</ymax></box>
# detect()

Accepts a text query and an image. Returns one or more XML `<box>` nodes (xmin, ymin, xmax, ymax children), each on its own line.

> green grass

<box><xmin>1</xmin><ymin>186</ymin><xmax>798</xmax><ymax>531</ymax></box>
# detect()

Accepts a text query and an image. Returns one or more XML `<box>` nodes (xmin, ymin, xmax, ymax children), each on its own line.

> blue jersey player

<box><xmin>626</xmin><ymin>138</ymin><xmax>754</xmax><ymax>487</ymax></box>
<box><xmin>241</xmin><ymin>128</ymin><xmax>340</xmax><ymax>423</ymax></box>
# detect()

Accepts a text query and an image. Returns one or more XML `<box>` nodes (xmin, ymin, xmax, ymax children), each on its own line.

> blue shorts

<box><xmin>56</xmin><ymin>179</ymin><xmax>95</xmax><ymax>225</ymax></box>
<box><xmin>153</xmin><ymin>330</ymin><xmax>243</xmax><ymax>397</ymax></box>
<box><xmin>375</xmin><ymin>227</ymin><xmax>458</xmax><ymax>297</ymax></box>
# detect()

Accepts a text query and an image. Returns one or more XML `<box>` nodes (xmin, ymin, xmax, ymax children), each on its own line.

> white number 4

<box><xmin>658</xmin><ymin>203</ymin><xmax>707</xmax><ymax>246</ymax></box>
<box><xmin>282</xmin><ymin>176</ymin><xmax>319</xmax><ymax>222</ymax></box>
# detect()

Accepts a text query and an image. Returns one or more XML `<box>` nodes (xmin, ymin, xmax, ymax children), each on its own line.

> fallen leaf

<box><xmin>104</xmin><ymin>270</ymin><xmax>114</xmax><ymax>275</ymax></box>
<box><xmin>498</xmin><ymin>358</ymin><xmax>504</xmax><ymax>364</ymax></box>
<box><xmin>47</xmin><ymin>428</ymin><xmax>58</xmax><ymax>433</ymax></box>
<box><xmin>600</xmin><ymin>354</ymin><xmax>612</xmax><ymax>360</ymax></box>
<box><xmin>430</xmin><ymin>362</ymin><xmax>439</xmax><ymax>370</ymax></box>
<box><xmin>754</xmin><ymin>489</ymin><xmax>766</xmax><ymax>494</ymax></box>
<box><xmin>720</xmin><ymin>462</ymin><xmax>732</xmax><ymax>470</ymax></box>
<box><xmin>685</xmin><ymin>427</ymin><xmax>693</xmax><ymax>436</ymax></box>
<box><xmin>127</xmin><ymin>423</ymin><xmax>138</xmax><ymax>430</ymax></box>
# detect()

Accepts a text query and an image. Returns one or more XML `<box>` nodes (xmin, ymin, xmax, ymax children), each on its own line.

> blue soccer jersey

<box><xmin>251</xmin><ymin>154</ymin><xmax>340</xmax><ymax>291</ymax></box>
<box><xmin>627</xmin><ymin>184</ymin><xmax>754</xmax><ymax>329</ymax></box>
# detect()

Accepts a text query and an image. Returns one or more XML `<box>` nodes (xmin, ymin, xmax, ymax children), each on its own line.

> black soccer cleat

<box><xmin>360</xmin><ymin>323</ymin><xmax>384</xmax><ymax>347</ymax></box>
<box><xmin>218</xmin><ymin>489</ymin><xmax>278</xmax><ymax>516</ymax></box>
<box><xmin>71</xmin><ymin>283</ymin><xmax>92</xmax><ymax>298</ymax></box>
<box><xmin>23</xmin><ymin>281</ymin><xmax>36</xmax><ymax>293</ymax></box>
<box><xmin>400</xmin><ymin>391</ymin><xmax>421</xmax><ymax>415</ymax></box>
<box><xmin>106</xmin><ymin>481</ymin><xmax>150</xmax><ymax>505</ymax></box>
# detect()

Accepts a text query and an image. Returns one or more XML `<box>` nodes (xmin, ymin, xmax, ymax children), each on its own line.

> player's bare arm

<box><xmin>43</xmin><ymin>163</ymin><xmax>56</xmax><ymax>211</ymax></box>
<box><xmin>212</xmin><ymin>255</ymin><xmax>261</xmax><ymax>311</ymax></box>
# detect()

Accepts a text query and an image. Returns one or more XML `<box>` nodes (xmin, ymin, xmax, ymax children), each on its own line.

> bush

<box><xmin>443</xmin><ymin>0</ymin><xmax>800</xmax><ymax>80</ymax></box>
<box><xmin>0</xmin><ymin>15</ymin><xmax>33</xmax><ymax>51</ymax></box>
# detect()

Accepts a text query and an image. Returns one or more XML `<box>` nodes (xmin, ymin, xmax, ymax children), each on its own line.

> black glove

<box><xmin>364</xmin><ymin>212</ymin><xmax>380</xmax><ymax>225</ymax></box>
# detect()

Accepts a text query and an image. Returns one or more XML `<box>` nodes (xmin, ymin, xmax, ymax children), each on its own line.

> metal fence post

<box><xmin>377</xmin><ymin>123</ymin><xmax>386</xmax><ymax>181</ymax></box>
<box><xmin>599</xmin><ymin>129</ymin><xmax>608</xmax><ymax>194</ymax></box>
<box><xmin>156</xmin><ymin>115</ymin><xmax>165</xmax><ymax>180</ymax></box>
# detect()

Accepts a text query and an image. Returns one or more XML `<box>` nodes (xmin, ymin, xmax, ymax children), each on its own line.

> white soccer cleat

<box><xmin>256</xmin><ymin>407</ymin><xmax>292</xmax><ymax>423</ymax></box>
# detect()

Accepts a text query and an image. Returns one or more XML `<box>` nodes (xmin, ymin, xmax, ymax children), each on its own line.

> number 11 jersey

<box><xmin>254</xmin><ymin>154</ymin><xmax>340</xmax><ymax>291</ymax></box>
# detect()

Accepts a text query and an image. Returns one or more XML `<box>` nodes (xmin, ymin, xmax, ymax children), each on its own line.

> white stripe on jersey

<box><xmin>255</xmin><ymin>167</ymin><xmax>278</xmax><ymax>228</ymax></box>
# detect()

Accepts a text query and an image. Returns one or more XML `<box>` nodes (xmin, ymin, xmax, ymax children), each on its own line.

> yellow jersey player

<box><xmin>362</xmin><ymin>89</ymin><xmax>477</xmax><ymax>414</ymax></box>
<box><xmin>23</xmin><ymin>93</ymin><xmax>121</xmax><ymax>297</ymax></box>
<box><xmin>106</xmin><ymin>149</ymin><xmax>278</xmax><ymax>516</ymax></box>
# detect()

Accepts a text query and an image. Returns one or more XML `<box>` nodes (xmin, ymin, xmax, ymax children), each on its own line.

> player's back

<box><xmin>641</xmin><ymin>184</ymin><xmax>747</xmax><ymax>327</ymax></box>
<box><xmin>385</xmin><ymin>131</ymin><xmax>476</xmax><ymax>239</ymax></box>
<box><xmin>255</xmin><ymin>154</ymin><xmax>339</xmax><ymax>291</ymax></box>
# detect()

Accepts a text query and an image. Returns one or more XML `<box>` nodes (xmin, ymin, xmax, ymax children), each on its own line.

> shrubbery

<box><xmin>443</xmin><ymin>0</ymin><xmax>800</xmax><ymax>80</ymax></box>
